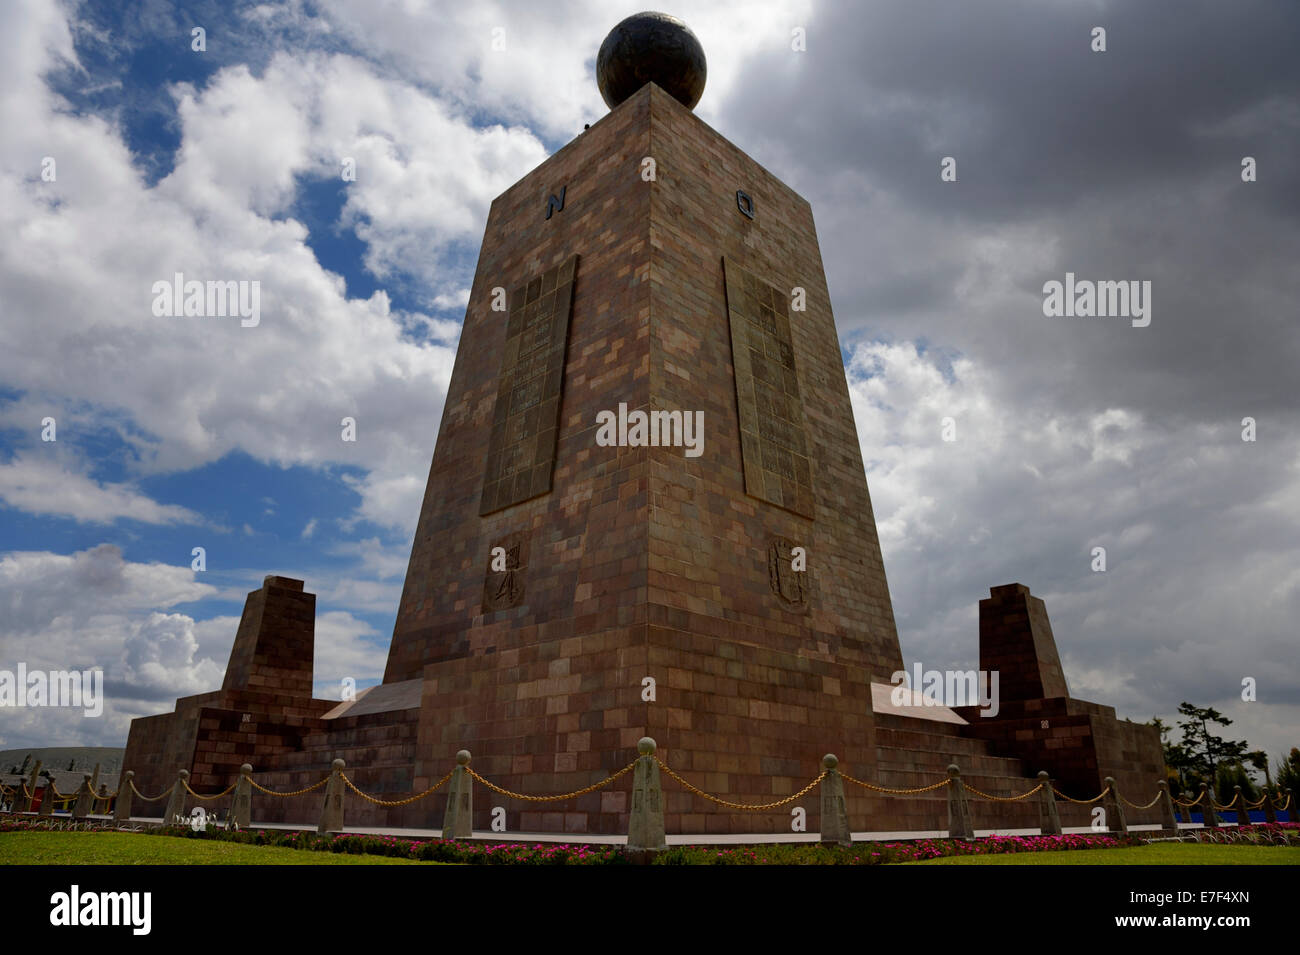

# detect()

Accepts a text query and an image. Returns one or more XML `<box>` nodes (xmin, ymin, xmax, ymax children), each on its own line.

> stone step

<box><xmin>874</xmin><ymin>746</ymin><xmax>1029</xmax><ymax>779</ymax></box>
<box><xmin>874</xmin><ymin>717</ymin><xmax>1000</xmax><ymax>750</ymax></box>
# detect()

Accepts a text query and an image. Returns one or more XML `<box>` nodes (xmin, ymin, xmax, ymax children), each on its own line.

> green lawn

<box><xmin>911</xmin><ymin>844</ymin><xmax>1300</xmax><ymax>865</ymax></box>
<box><xmin>5</xmin><ymin>831</ymin><xmax>1297</xmax><ymax>866</ymax></box>
<box><xmin>0</xmin><ymin>832</ymin><xmax>437</xmax><ymax>865</ymax></box>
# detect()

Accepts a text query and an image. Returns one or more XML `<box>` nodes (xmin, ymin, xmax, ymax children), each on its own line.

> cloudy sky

<box><xmin>0</xmin><ymin>0</ymin><xmax>1296</xmax><ymax>772</ymax></box>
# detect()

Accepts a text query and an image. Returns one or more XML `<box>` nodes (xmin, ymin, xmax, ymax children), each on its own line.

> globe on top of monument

<box><xmin>596</xmin><ymin>11</ymin><xmax>707</xmax><ymax>110</ymax></box>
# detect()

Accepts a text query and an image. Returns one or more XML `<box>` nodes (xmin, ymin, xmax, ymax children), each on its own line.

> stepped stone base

<box><xmin>125</xmin><ymin>577</ymin><xmax>1165</xmax><ymax>834</ymax></box>
<box><xmin>124</xmin><ymin>577</ymin><xmax>1164</xmax><ymax>834</ymax></box>
<box><xmin>405</xmin><ymin>625</ymin><xmax>879</xmax><ymax>835</ymax></box>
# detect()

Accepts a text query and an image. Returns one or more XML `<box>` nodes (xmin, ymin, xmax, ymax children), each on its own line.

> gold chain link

<box><xmin>246</xmin><ymin>775</ymin><xmax>329</xmax><ymax>798</ymax></box>
<box><xmin>467</xmin><ymin>762</ymin><xmax>637</xmax><ymax>802</ymax></box>
<box><xmin>839</xmin><ymin>773</ymin><xmax>950</xmax><ymax>795</ymax></box>
<box><xmin>657</xmin><ymin>759</ymin><xmax>825</xmax><ymax>810</ymax></box>
<box><xmin>340</xmin><ymin>771</ymin><xmax>454</xmax><ymax>807</ymax></box>
<box><xmin>129</xmin><ymin>780</ymin><xmax>176</xmax><ymax>802</ymax></box>
<box><xmin>965</xmin><ymin>782</ymin><xmax>1044</xmax><ymax>802</ymax></box>
<box><xmin>1121</xmin><ymin>793</ymin><xmax>1163</xmax><ymax>810</ymax></box>
<box><xmin>93</xmin><ymin>759</ymin><xmax>1258</xmax><ymax>823</ymax></box>
<box><xmin>182</xmin><ymin>779</ymin><xmax>237</xmax><ymax>801</ymax></box>
<box><xmin>1052</xmin><ymin>785</ymin><xmax>1110</xmax><ymax>805</ymax></box>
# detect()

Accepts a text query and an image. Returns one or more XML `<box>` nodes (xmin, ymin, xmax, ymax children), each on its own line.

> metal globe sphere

<box><xmin>596</xmin><ymin>12</ymin><xmax>707</xmax><ymax>110</ymax></box>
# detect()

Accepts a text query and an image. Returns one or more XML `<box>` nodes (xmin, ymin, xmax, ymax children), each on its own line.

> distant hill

<box><xmin>0</xmin><ymin>747</ymin><xmax>125</xmax><ymax>775</ymax></box>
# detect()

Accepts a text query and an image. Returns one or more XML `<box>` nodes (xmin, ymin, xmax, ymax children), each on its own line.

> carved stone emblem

<box><xmin>767</xmin><ymin>537</ymin><xmax>809</xmax><ymax>611</ymax></box>
<box><xmin>482</xmin><ymin>535</ymin><xmax>528</xmax><ymax>612</ymax></box>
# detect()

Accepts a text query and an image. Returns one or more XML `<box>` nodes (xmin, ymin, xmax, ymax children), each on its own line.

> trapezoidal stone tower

<box><xmin>389</xmin><ymin>22</ymin><xmax>903</xmax><ymax>834</ymax></box>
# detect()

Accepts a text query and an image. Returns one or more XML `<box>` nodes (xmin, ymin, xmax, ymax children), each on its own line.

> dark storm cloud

<box><xmin>716</xmin><ymin>0</ymin><xmax>1300</xmax><ymax>423</ymax></box>
<box><xmin>730</xmin><ymin>0</ymin><xmax>1300</xmax><ymax>218</ymax></box>
<box><xmin>710</xmin><ymin>0</ymin><xmax>1300</xmax><ymax>748</ymax></box>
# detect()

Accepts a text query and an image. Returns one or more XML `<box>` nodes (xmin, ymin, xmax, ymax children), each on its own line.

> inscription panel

<box><xmin>722</xmin><ymin>258</ymin><xmax>814</xmax><ymax>518</ymax></box>
<box><xmin>480</xmin><ymin>255</ymin><xmax>579</xmax><ymax>515</ymax></box>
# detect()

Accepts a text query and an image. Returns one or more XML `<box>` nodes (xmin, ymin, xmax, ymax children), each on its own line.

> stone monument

<box><xmin>125</xmin><ymin>13</ymin><xmax>1164</xmax><ymax>836</ymax></box>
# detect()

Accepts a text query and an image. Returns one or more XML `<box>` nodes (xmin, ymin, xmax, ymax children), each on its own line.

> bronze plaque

<box><xmin>723</xmin><ymin>258</ymin><xmax>814</xmax><ymax>518</ymax></box>
<box><xmin>480</xmin><ymin>255</ymin><xmax>578</xmax><ymax>515</ymax></box>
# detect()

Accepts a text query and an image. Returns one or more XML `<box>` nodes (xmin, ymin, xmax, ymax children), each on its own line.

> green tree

<box><xmin>1246</xmin><ymin>750</ymin><xmax>1272</xmax><ymax>787</ymax></box>
<box><xmin>1276</xmin><ymin>748</ymin><xmax>1300</xmax><ymax>793</ymax></box>
<box><xmin>1215</xmin><ymin>761</ymin><xmax>1258</xmax><ymax>805</ymax></box>
<box><xmin>1174</xmin><ymin>702</ymin><xmax>1249</xmax><ymax>799</ymax></box>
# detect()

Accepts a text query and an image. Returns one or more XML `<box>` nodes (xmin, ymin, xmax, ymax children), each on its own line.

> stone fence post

<box><xmin>1233</xmin><ymin>786</ymin><xmax>1250</xmax><ymax>827</ymax></box>
<box><xmin>442</xmin><ymin>750</ymin><xmax>473</xmax><ymax>840</ymax></box>
<box><xmin>22</xmin><ymin>761</ymin><xmax>43</xmax><ymax>813</ymax></box>
<box><xmin>15</xmin><ymin>776</ymin><xmax>33</xmax><ymax>813</ymax></box>
<box><xmin>38</xmin><ymin>777</ymin><xmax>54</xmax><ymax>817</ymax></box>
<box><xmin>627</xmin><ymin>737</ymin><xmax>666</xmax><ymax>863</ymax></box>
<box><xmin>318</xmin><ymin>759</ymin><xmax>346</xmax><ymax>834</ymax></box>
<box><xmin>231</xmin><ymin>764</ymin><xmax>252</xmax><ymax>830</ymax></box>
<box><xmin>1200</xmin><ymin>782</ymin><xmax>1219</xmax><ymax>828</ymax></box>
<box><xmin>1157</xmin><ymin>780</ymin><xmax>1177</xmax><ymax>831</ymax></box>
<box><xmin>819</xmin><ymin>754</ymin><xmax>851</xmax><ymax>847</ymax></box>
<box><xmin>72</xmin><ymin>774</ymin><xmax>94</xmax><ymax>820</ymax></box>
<box><xmin>946</xmin><ymin>764</ymin><xmax>974</xmax><ymax>840</ymax></box>
<box><xmin>1102</xmin><ymin>777</ymin><xmax>1127</xmax><ymax>834</ymax></box>
<box><xmin>114</xmin><ymin>771</ymin><xmax>135</xmax><ymax>824</ymax></box>
<box><xmin>1261</xmin><ymin>785</ymin><xmax>1276</xmax><ymax>825</ymax></box>
<box><xmin>1037</xmin><ymin>771</ymin><xmax>1061</xmax><ymax>835</ymax></box>
<box><xmin>163</xmin><ymin>769</ymin><xmax>188</xmax><ymax>826</ymax></box>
